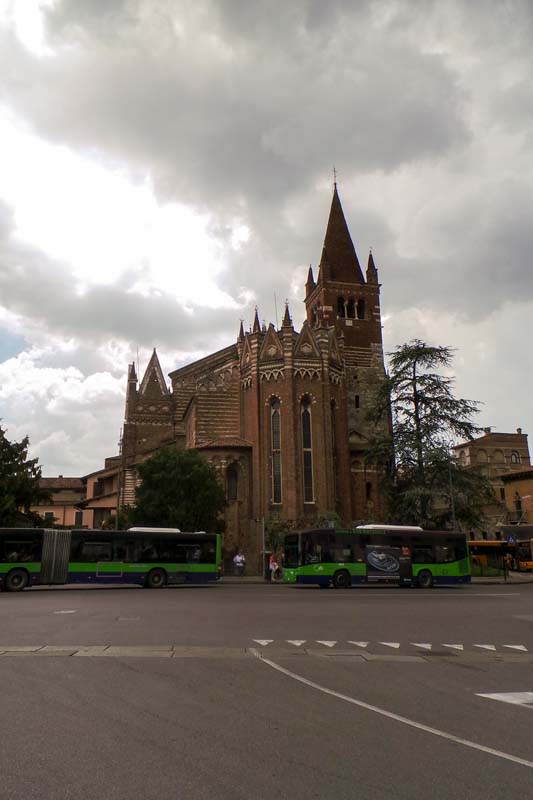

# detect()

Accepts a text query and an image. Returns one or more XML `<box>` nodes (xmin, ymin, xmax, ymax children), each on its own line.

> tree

<box><xmin>132</xmin><ymin>447</ymin><xmax>226</xmax><ymax>531</ymax></box>
<box><xmin>367</xmin><ymin>340</ymin><xmax>493</xmax><ymax>529</ymax></box>
<box><xmin>0</xmin><ymin>425</ymin><xmax>49</xmax><ymax>526</ymax></box>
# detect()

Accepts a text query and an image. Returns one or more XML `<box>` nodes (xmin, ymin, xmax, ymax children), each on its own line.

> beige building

<box><xmin>34</xmin><ymin>477</ymin><xmax>85</xmax><ymax>527</ymax></box>
<box><xmin>501</xmin><ymin>468</ymin><xmax>533</xmax><ymax>526</ymax></box>
<box><xmin>453</xmin><ymin>428</ymin><xmax>530</xmax><ymax>535</ymax></box>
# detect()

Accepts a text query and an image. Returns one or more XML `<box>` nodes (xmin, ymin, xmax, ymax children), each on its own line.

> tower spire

<box><xmin>318</xmin><ymin>184</ymin><xmax>364</xmax><ymax>284</ymax></box>
<box><xmin>252</xmin><ymin>307</ymin><xmax>261</xmax><ymax>333</ymax></box>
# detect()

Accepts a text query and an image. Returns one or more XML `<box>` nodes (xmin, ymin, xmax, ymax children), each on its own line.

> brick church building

<box><xmin>119</xmin><ymin>185</ymin><xmax>389</xmax><ymax>569</ymax></box>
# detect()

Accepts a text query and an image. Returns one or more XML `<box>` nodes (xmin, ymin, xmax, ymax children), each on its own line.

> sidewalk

<box><xmin>220</xmin><ymin>573</ymin><xmax>533</xmax><ymax>585</ymax></box>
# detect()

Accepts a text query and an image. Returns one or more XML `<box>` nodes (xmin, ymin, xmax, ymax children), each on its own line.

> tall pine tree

<box><xmin>0</xmin><ymin>425</ymin><xmax>48</xmax><ymax>526</ymax></box>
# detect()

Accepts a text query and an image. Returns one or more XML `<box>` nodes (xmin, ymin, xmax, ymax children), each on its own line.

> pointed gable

<box><xmin>294</xmin><ymin>322</ymin><xmax>321</xmax><ymax>360</ymax></box>
<box><xmin>259</xmin><ymin>325</ymin><xmax>283</xmax><ymax>361</ymax></box>
<box><xmin>240</xmin><ymin>333</ymin><xmax>253</xmax><ymax>368</ymax></box>
<box><xmin>139</xmin><ymin>349</ymin><xmax>169</xmax><ymax>398</ymax></box>
<box><xmin>319</xmin><ymin>185</ymin><xmax>364</xmax><ymax>284</ymax></box>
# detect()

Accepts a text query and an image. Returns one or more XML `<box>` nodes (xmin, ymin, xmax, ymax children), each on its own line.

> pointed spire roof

<box><xmin>305</xmin><ymin>265</ymin><xmax>316</xmax><ymax>296</ymax></box>
<box><xmin>319</xmin><ymin>184</ymin><xmax>364</xmax><ymax>284</ymax></box>
<box><xmin>238</xmin><ymin>320</ymin><xmax>245</xmax><ymax>342</ymax></box>
<box><xmin>128</xmin><ymin>362</ymin><xmax>137</xmax><ymax>381</ymax></box>
<box><xmin>139</xmin><ymin>348</ymin><xmax>169</xmax><ymax>396</ymax></box>
<box><xmin>252</xmin><ymin>307</ymin><xmax>261</xmax><ymax>333</ymax></box>
<box><xmin>282</xmin><ymin>301</ymin><xmax>292</xmax><ymax>328</ymax></box>
<box><xmin>366</xmin><ymin>249</ymin><xmax>378</xmax><ymax>284</ymax></box>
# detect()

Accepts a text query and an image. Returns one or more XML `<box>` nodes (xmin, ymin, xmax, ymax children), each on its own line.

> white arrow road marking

<box><xmin>503</xmin><ymin>645</ymin><xmax>528</xmax><ymax>652</ymax></box>
<box><xmin>316</xmin><ymin>641</ymin><xmax>337</xmax><ymax>647</ymax></box>
<box><xmin>252</xmin><ymin>640</ymin><xmax>273</xmax><ymax>646</ymax></box>
<box><xmin>53</xmin><ymin>610</ymin><xmax>77</xmax><ymax>615</ymax></box>
<box><xmin>286</xmin><ymin>640</ymin><xmax>306</xmax><ymax>647</ymax></box>
<box><xmin>411</xmin><ymin>643</ymin><xmax>432</xmax><ymax>650</ymax></box>
<box><xmin>379</xmin><ymin>642</ymin><xmax>400</xmax><ymax>649</ymax></box>
<box><xmin>477</xmin><ymin>692</ymin><xmax>533</xmax><ymax>708</ymax></box>
<box><xmin>442</xmin><ymin>644</ymin><xmax>464</xmax><ymax>651</ymax></box>
<box><xmin>348</xmin><ymin>641</ymin><xmax>369</xmax><ymax>648</ymax></box>
<box><xmin>474</xmin><ymin>644</ymin><xmax>497</xmax><ymax>651</ymax></box>
<box><xmin>250</xmin><ymin>650</ymin><xmax>533</xmax><ymax>770</ymax></box>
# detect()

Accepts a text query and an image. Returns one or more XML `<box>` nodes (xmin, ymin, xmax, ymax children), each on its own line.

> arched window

<box><xmin>510</xmin><ymin>451</ymin><xmax>521</xmax><ymax>465</ymax></box>
<box><xmin>346</xmin><ymin>298</ymin><xmax>356</xmax><ymax>319</ymax></box>
<box><xmin>227</xmin><ymin>463</ymin><xmax>238</xmax><ymax>504</ymax></box>
<box><xmin>271</xmin><ymin>399</ymin><xmax>282</xmax><ymax>503</ymax></box>
<box><xmin>366</xmin><ymin>481</ymin><xmax>372</xmax><ymax>501</ymax></box>
<box><xmin>337</xmin><ymin>296</ymin><xmax>346</xmax><ymax>318</ymax></box>
<box><xmin>311</xmin><ymin>307</ymin><xmax>317</xmax><ymax>327</ymax></box>
<box><xmin>331</xmin><ymin>400</ymin><xmax>339</xmax><ymax>502</ymax></box>
<box><xmin>355</xmin><ymin>394</ymin><xmax>360</xmax><ymax>410</ymax></box>
<box><xmin>301</xmin><ymin>399</ymin><xmax>314</xmax><ymax>503</ymax></box>
<box><xmin>357</xmin><ymin>298</ymin><xmax>365</xmax><ymax>319</ymax></box>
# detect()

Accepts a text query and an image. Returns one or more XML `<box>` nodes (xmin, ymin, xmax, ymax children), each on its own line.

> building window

<box><xmin>227</xmin><ymin>463</ymin><xmax>238</xmax><ymax>504</ymax></box>
<box><xmin>355</xmin><ymin>394</ymin><xmax>360</xmax><ymax>410</ymax></box>
<box><xmin>337</xmin><ymin>296</ymin><xmax>346</xmax><ymax>318</ymax></box>
<box><xmin>346</xmin><ymin>298</ymin><xmax>356</xmax><ymax>319</ymax></box>
<box><xmin>301</xmin><ymin>399</ymin><xmax>314</xmax><ymax>503</ymax></box>
<box><xmin>357</xmin><ymin>298</ymin><xmax>365</xmax><ymax>319</ymax></box>
<box><xmin>365</xmin><ymin>481</ymin><xmax>372</xmax><ymax>501</ymax></box>
<box><xmin>499</xmin><ymin>488</ymin><xmax>505</xmax><ymax>501</ymax></box>
<box><xmin>331</xmin><ymin>400</ymin><xmax>339</xmax><ymax>502</ymax></box>
<box><xmin>271</xmin><ymin>399</ymin><xmax>282</xmax><ymax>504</ymax></box>
<box><xmin>74</xmin><ymin>511</ymin><xmax>83</xmax><ymax>527</ymax></box>
<box><xmin>510</xmin><ymin>451</ymin><xmax>521</xmax><ymax>465</ymax></box>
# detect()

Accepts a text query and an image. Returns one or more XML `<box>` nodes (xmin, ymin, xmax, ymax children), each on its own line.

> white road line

<box><xmin>252</xmin><ymin>639</ymin><xmax>273</xmax><ymax>646</ymax></box>
<box><xmin>477</xmin><ymin>692</ymin><xmax>533</xmax><ymax>708</ymax></box>
<box><xmin>348</xmin><ymin>641</ymin><xmax>369</xmax><ymax>648</ymax></box>
<box><xmin>287</xmin><ymin>640</ymin><xmax>306</xmax><ymax>647</ymax></box>
<box><xmin>250</xmin><ymin>649</ymin><xmax>533</xmax><ymax>770</ymax></box>
<box><xmin>411</xmin><ymin>643</ymin><xmax>432</xmax><ymax>650</ymax></box>
<box><xmin>503</xmin><ymin>645</ymin><xmax>528</xmax><ymax>652</ymax></box>
<box><xmin>379</xmin><ymin>642</ymin><xmax>400</xmax><ymax>649</ymax></box>
<box><xmin>474</xmin><ymin>645</ymin><xmax>497</xmax><ymax>651</ymax></box>
<box><xmin>442</xmin><ymin>644</ymin><xmax>464</xmax><ymax>651</ymax></box>
<box><xmin>316</xmin><ymin>640</ymin><xmax>337</xmax><ymax>648</ymax></box>
<box><xmin>53</xmin><ymin>610</ymin><xmax>77</xmax><ymax>615</ymax></box>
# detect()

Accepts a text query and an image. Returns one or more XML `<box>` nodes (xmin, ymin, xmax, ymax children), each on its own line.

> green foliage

<box><xmin>132</xmin><ymin>448</ymin><xmax>226</xmax><ymax>531</ymax></box>
<box><xmin>0</xmin><ymin>424</ymin><xmax>49</xmax><ymax>526</ymax></box>
<box><xmin>367</xmin><ymin>340</ymin><xmax>492</xmax><ymax>530</ymax></box>
<box><xmin>264</xmin><ymin>512</ymin><xmax>294</xmax><ymax>552</ymax></box>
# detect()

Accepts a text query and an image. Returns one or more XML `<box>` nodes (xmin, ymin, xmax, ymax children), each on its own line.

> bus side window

<box><xmin>435</xmin><ymin>545</ymin><xmax>454</xmax><ymax>564</ymax></box>
<box><xmin>113</xmin><ymin>539</ymin><xmax>127</xmax><ymax>560</ymax></box>
<box><xmin>81</xmin><ymin>542</ymin><xmax>112</xmax><ymax>562</ymax></box>
<box><xmin>412</xmin><ymin>546</ymin><xmax>434</xmax><ymax>564</ymax></box>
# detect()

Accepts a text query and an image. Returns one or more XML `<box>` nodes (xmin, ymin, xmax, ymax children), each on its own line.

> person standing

<box><xmin>233</xmin><ymin>551</ymin><xmax>246</xmax><ymax>577</ymax></box>
<box><xmin>269</xmin><ymin>553</ymin><xmax>279</xmax><ymax>582</ymax></box>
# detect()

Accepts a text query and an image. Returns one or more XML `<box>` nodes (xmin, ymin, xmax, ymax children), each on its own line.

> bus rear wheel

<box><xmin>6</xmin><ymin>569</ymin><xmax>29</xmax><ymax>592</ymax></box>
<box><xmin>333</xmin><ymin>570</ymin><xmax>351</xmax><ymax>589</ymax></box>
<box><xmin>417</xmin><ymin>570</ymin><xmax>433</xmax><ymax>589</ymax></box>
<box><xmin>145</xmin><ymin>569</ymin><xmax>167</xmax><ymax>589</ymax></box>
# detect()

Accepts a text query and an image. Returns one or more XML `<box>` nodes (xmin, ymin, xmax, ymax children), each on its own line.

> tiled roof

<box><xmin>39</xmin><ymin>477</ymin><xmax>84</xmax><ymax>490</ymax></box>
<box><xmin>197</xmin><ymin>437</ymin><xmax>253</xmax><ymax>449</ymax></box>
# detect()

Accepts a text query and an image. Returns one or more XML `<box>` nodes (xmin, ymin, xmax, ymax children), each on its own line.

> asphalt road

<box><xmin>1</xmin><ymin>583</ymin><xmax>533</xmax><ymax>799</ymax></box>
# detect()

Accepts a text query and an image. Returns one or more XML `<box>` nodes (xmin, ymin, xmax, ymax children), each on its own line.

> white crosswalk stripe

<box><xmin>474</xmin><ymin>644</ymin><xmax>497</xmax><ymax>651</ymax></box>
<box><xmin>503</xmin><ymin>645</ymin><xmax>528</xmax><ymax>652</ymax></box>
<box><xmin>316</xmin><ymin>640</ymin><xmax>337</xmax><ymax>647</ymax></box>
<box><xmin>379</xmin><ymin>642</ymin><xmax>400</xmax><ymax>649</ymax></box>
<box><xmin>348</xmin><ymin>641</ymin><xmax>369</xmax><ymax>648</ymax></box>
<box><xmin>411</xmin><ymin>643</ymin><xmax>432</xmax><ymax>650</ymax></box>
<box><xmin>477</xmin><ymin>692</ymin><xmax>533</xmax><ymax>708</ymax></box>
<box><xmin>286</xmin><ymin>640</ymin><xmax>306</xmax><ymax>647</ymax></box>
<box><xmin>252</xmin><ymin>640</ymin><xmax>273</xmax><ymax>646</ymax></box>
<box><xmin>442</xmin><ymin>644</ymin><xmax>464</xmax><ymax>651</ymax></box>
<box><xmin>250</xmin><ymin>640</ymin><xmax>529</xmax><ymax>652</ymax></box>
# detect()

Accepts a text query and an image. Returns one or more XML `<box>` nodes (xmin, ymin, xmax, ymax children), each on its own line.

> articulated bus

<box><xmin>283</xmin><ymin>525</ymin><xmax>470</xmax><ymax>588</ymax></box>
<box><xmin>0</xmin><ymin>527</ymin><xmax>221</xmax><ymax>592</ymax></box>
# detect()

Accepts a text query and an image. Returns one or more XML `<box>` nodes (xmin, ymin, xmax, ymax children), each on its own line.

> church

<box><xmin>118</xmin><ymin>185</ymin><xmax>389</xmax><ymax>570</ymax></box>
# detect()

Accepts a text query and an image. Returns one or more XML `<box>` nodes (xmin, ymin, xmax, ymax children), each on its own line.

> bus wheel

<box><xmin>333</xmin><ymin>570</ymin><xmax>351</xmax><ymax>589</ymax></box>
<box><xmin>417</xmin><ymin>570</ymin><xmax>433</xmax><ymax>589</ymax></box>
<box><xmin>5</xmin><ymin>569</ymin><xmax>29</xmax><ymax>592</ymax></box>
<box><xmin>145</xmin><ymin>569</ymin><xmax>167</xmax><ymax>589</ymax></box>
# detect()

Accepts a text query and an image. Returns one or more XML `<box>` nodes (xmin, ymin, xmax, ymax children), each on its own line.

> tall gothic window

<box><xmin>357</xmin><ymin>298</ymin><xmax>365</xmax><ymax>319</ymax></box>
<box><xmin>227</xmin><ymin>463</ymin><xmax>238</xmax><ymax>504</ymax></box>
<box><xmin>271</xmin><ymin>399</ymin><xmax>282</xmax><ymax>503</ymax></box>
<box><xmin>346</xmin><ymin>298</ymin><xmax>356</xmax><ymax>319</ymax></box>
<box><xmin>337</xmin><ymin>296</ymin><xmax>346</xmax><ymax>318</ymax></box>
<box><xmin>331</xmin><ymin>400</ymin><xmax>339</xmax><ymax>503</ymax></box>
<box><xmin>301</xmin><ymin>398</ymin><xmax>314</xmax><ymax>503</ymax></box>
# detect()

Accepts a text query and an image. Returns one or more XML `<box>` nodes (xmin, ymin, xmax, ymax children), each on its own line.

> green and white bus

<box><xmin>0</xmin><ymin>527</ymin><xmax>222</xmax><ymax>592</ymax></box>
<box><xmin>283</xmin><ymin>525</ymin><xmax>470</xmax><ymax>588</ymax></box>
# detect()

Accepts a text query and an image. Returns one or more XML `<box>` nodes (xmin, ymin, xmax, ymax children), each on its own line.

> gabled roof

<box><xmin>320</xmin><ymin>184</ymin><xmax>364</xmax><ymax>284</ymax></box>
<box><xmin>139</xmin><ymin>348</ymin><xmax>169</xmax><ymax>396</ymax></box>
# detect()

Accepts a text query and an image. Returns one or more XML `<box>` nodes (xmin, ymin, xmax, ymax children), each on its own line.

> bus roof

<box><xmin>128</xmin><ymin>527</ymin><xmax>181</xmax><ymax>533</ymax></box>
<box><xmin>356</xmin><ymin>524</ymin><xmax>423</xmax><ymax>532</ymax></box>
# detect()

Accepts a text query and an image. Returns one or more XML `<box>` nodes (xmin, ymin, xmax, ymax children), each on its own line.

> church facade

<box><xmin>119</xmin><ymin>186</ymin><xmax>389</xmax><ymax>570</ymax></box>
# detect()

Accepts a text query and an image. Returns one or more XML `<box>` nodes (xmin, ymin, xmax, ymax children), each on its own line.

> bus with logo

<box><xmin>283</xmin><ymin>525</ymin><xmax>470</xmax><ymax>588</ymax></box>
<box><xmin>0</xmin><ymin>527</ymin><xmax>221</xmax><ymax>592</ymax></box>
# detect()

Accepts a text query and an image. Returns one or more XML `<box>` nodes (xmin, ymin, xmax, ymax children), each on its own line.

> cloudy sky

<box><xmin>1</xmin><ymin>0</ymin><xmax>532</xmax><ymax>476</ymax></box>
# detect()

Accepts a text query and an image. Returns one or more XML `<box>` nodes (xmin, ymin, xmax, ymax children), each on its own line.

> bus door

<box><xmin>365</xmin><ymin>544</ymin><xmax>402</xmax><ymax>584</ymax></box>
<box><xmin>41</xmin><ymin>529</ymin><xmax>72</xmax><ymax>584</ymax></box>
